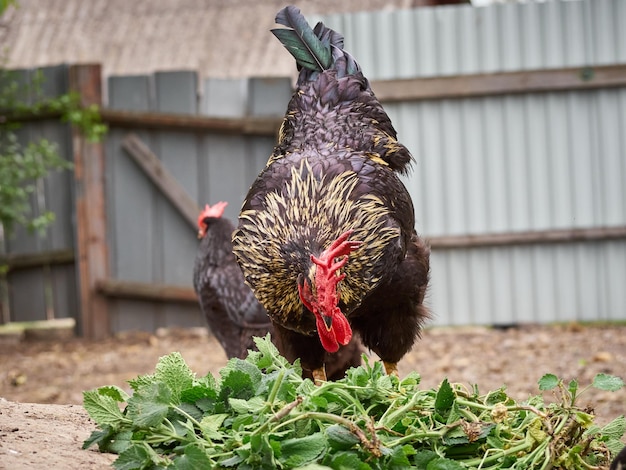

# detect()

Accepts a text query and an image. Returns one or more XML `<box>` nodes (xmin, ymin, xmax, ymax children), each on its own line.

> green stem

<box><xmin>378</xmin><ymin>392</ymin><xmax>421</xmax><ymax>428</ymax></box>
<box><xmin>384</xmin><ymin>430</ymin><xmax>445</xmax><ymax>448</ymax></box>
<box><xmin>462</xmin><ymin>439</ymin><xmax>534</xmax><ymax>468</ymax></box>
<box><xmin>267</xmin><ymin>368</ymin><xmax>285</xmax><ymax>407</ymax></box>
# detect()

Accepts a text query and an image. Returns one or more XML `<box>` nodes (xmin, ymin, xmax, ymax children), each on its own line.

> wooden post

<box><xmin>69</xmin><ymin>64</ymin><xmax>110</xmax><ymax>339</ymax></box>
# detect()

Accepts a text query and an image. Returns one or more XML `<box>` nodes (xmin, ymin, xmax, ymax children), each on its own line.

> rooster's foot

<box><xmin>383</xmin><ymin>361</ymin><xmax>399</xmax><ymax>377</ymax></box>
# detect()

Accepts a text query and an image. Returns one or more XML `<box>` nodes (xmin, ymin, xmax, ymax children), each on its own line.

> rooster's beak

<box><xmin>321</xmin><ymin>315</ymin><xmax>332</xmax><ymax>331</ymax></box>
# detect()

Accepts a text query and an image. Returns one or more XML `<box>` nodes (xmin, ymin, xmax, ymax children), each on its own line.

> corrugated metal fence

<box><xmin>1</xmin><ymin>0</ymin><xmax>625</xmax><ymax>336</ymax></box>
<box><xmin>321</xmin><ymin>0</ymin><xmax>626</xmax><ymax>325</ymax></box>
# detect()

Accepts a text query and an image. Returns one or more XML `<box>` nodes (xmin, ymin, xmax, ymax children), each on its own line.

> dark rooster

<box><xmin>194</xmin><ymin>201</ymin><xmax>363</xmax><ymax>378</ymax></box>
<box><xmin>232</xmin><ymin>6</ymin><xmax>430</xmax><ymax>383</ymax></box>
<box><xmin>193</xmin><ymin>201</ymin><xmax>272</xmax><ymax>359</ymax></box>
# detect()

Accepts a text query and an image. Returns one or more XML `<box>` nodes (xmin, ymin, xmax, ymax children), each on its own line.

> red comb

<box><xmin>197</xmin><ymin>201</ymin><xmax>228</xmax><ymax>229</ymax></box>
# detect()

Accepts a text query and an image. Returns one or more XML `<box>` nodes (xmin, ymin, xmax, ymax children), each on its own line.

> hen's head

<box><xmin>297</xmin><ymin>230</ymin><xmax>362</xmax><ymax>353</ymax></box>
<box><xmin>197</xmin><ymin>201</ymin><xmax>228</xmax><ymax>238</ymax></box>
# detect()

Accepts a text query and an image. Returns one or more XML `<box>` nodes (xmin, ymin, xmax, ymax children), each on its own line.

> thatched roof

<box><xmin>1</xmin><ymin>0</ymin><xmax>416</xmax><ymax>79</ymax></box>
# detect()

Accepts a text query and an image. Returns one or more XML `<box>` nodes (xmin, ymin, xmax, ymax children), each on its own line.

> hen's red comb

<box><xmin>197</xmin><ymin>201</ymin><xmax>228</xmax><ymax>229</ymax></box>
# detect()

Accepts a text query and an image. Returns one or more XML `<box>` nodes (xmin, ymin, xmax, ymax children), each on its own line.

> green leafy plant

<box><xmin>83</xmin><ymin>335</ymin><xmax>625</xmax><ymax>469</ymax></box>
<box><xmin>0</xmin><ymin>65</ymin><xmax>107</xmax><ymax>236</ymax></box>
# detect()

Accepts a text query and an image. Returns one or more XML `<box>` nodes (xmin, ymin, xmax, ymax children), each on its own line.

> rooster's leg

<box><xmin>312</xmin><ymin>366</ymin><xmax>327</xmax><ymax>385</ymax></box>
<box><xmin>383</xmin><ymin>361</ymin><xmax>398</xmax><ymax>377</ymax></box>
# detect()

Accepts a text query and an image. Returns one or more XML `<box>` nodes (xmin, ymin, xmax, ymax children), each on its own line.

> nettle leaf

<box><xmin>154</xmin><ymin>352</ymin><xmax>194</xmax><ymax>401</ymax></box>
<box><xmin>435</xmin><ymin>378</ymin><xmax>455</xmax><ymax>416</ymax></box>
<box><xmin>538</xmin><ymin>374</ymin><xmax>560</xmax><ymax>391</ymax></box>
<box><xmin>83</xmin><ymin>389</ymin><xmax>128</xmax><ymax>428</ymax></box>
<box><xmin>200</xmin><ymin>413</ymin><xmax>228</xmax><ymax>440</ymax></box>
<box><xmin>112</xmin><ymin>444</ymin><xmax>152</xmax><ymax>470</ymax></box>
<box><xmin>180</xmin><ymin>384</ymin><xmax>218</xmax><ymax>405</ymax></box>
<box><xmin>426</xmin><ymin>456</ymin><xmax>467</xmax><ymax>470</ymax></box>
<box><xmin>246</xmin><ymin>433</ymin><xmax>279</xmax><ymax>468</ymax></box>
<box><xmin>220</xmin><ymin>359</ymin><xmax>263</xmax><ymax>402</ymax></box>
<box><xmin>600</xmin><ymin>416</ymin><xmax>626</xmax><ymax>440</ymax></box>
<box><xmin>344</xmin><ymin>363</ymin><xmax>370</xmax><ymax>387</ymax></box>
<box><xmin>400</xmin><ymin>371</ymin><xmax>421</xmax><ymax>387</ymax></box>
<box><xmin>96</xmin><ymin>385</ymin><xmax>130</xmax><ymax>403</ymax></box>
<box><xmin>326</xmin><ymin>424</ymin><xmax>360</xmax><ymax>450</ymax></box>
<box><xmin>251</xmin><ymin>334</ymin><xmax>289</xmax><ymax>369</ymax></box>
<box><xmin>324</xmin><ymin>450</ymin><xmax>372</xmax><ymax>470</ymax></box>
<box><xmin>279</xmin><ymin>432</ymin><xmax>327</xmax><ymax>467</ymax></box>
<box><xmin>127</xmin><ymin>373</ymin><xmax>154</xmax><ymax>392</ymax></box>
<box><xmin>592</xmin><ymin>373</ymin><xmax>624</xmax><ymax>392</ymax></box>
<box><xmin>171</xmin><ymin>444</ymin><xmax>213</xmax><ymax>470</ymax></box>
<box><xmin>196</xmin><ymin>372</ymin><xmax>219</xmax><ymax>390</ymax></box>
<box><xmin>229</xmin><ymin>396</ymin><xmax>267</xmax><ymax>414</ymax></box>
<box><xmin>82</xmin><ymin>426</ymin><xmax>116</xmax><ymax>451</ymax></box>
<box><xmin>105</xmin><ymin>430</ymin><xmax>133</xmax><ymax>455</ymax></box>
<box><xmin>175</xmin><ymin>402</ymin><xmax>204</xmax><ymax>422</ymax></box>
<box><xmin>385</xmin><ymin>444</ymin><xmax>413</xmax><ymax>468</ymax></box>
<box><xmin>127</xmin><ymin>382</ymin><xmax>172</xmax><ymax>428</ymax></box>
<box><xmin>412</xmin><ymin>450</ymin><xmax>439</xmax><ymax>466</ymax></box>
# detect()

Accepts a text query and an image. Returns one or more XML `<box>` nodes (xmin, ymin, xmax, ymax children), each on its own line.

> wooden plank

<box><xmin>372</xmin><ymin>64</ymin><xmax>626</xmax><ymax>102</ymax></box>
<box><xmin>69</xmin><ymin>63</ymin><xmax>110</xmax><ymax>340</ymax></box>
<box><xmin>121</xmin><ymin>133</ymin><xmax>200</xmax><ymax>231</ymax></box>
<box><xmin>0</xmin><ymin>249</ymin><xmax>75</xmax><ymax>271</ymax></box>
<box><xmin>428</xmin><ymin>226</ymin><xmax>626</xmax><ymax>249</ymax></box>
<box><xmin>96</xmin><ymin>279</ymin><xmax>198</xmax><ymax>303</ymax></box>
<box><xmin>101</xmin><ymin>109</ymin><xmax>282</xmax><ymax>136</ymax></box>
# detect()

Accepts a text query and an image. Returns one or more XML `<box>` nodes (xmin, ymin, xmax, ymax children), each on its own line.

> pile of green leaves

<box><xmin>83</xmin><ymin>335</ymin><xmax>625</xmax><ymax>469</ymax></box>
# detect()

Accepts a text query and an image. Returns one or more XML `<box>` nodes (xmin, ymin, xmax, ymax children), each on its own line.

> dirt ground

<box><xmin>0</xmin><ymin>323</ymin><xmax>625</xmax><ymax>469</ymax></box>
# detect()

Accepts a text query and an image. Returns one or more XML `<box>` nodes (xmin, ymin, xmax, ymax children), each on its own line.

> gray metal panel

<box><xmin>155</xmin><ymin>130</ymin><xmax>199</xmax><ymax>285</ymax></box>
<box><xmin>152</xmin><ymin>72</ymin><xmax>202</xmax><ymax>323</ymax></box>
<box><xmin>50</xmin><ymin>264</ymin><xmax>78</xmax><ymax>319</ymax></box>
<box><xmin>108</xmin><ymin>75</ymin><xmax>154</xmax><ymax>111</ymax></box>
<box><xmin>247</xmin><ymin>77</ymin><xmax>292</xmax><ymax>117</ymax></box>
<box><xmin>202</xmin><ymin>78</ymin><xmax>248</xmax><ymax>117</ymax></box>
<box><xmin>7</xmin><ymin>269</ymin><xmax>47</xmax><ymax>322</ymax></box>
<box><xmin>390</xmin><ymin>88</ymin><xmax>626</xmax><ymax>239</ymax></box>
<box><xmin>155</xmin><ymin>71</ymin><xmax>198</xmax><ymax>114</ymax></box>
<box><xmin>320</xmin><ymin>0</ymin><xmax>626</xmax><ymax>79</ymax></box>
<box><xmin>430</xmin><ymin>241</ymin><xmax>626</xmax><ymax>326</ymax></box>
<box><xmin>107</xmin><ymin>76</ymin><xmax>155</xmax><ymax>283</ymax></box>
<box><xmin>202</xmin><ymin>135</ymin><xmax>250</xmax><ymax>222</ymax></box>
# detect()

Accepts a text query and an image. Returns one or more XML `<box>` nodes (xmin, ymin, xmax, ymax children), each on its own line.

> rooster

<box><xmin>232</xmin><ymin>6</ymin><xmax>430</xmax><ymax>383</ymax></box>
<box><xmin>194</xmin><ymin>201</ymin><xmax>363</xmax><ymax>378</ymax></box>
<box><xmin>193</xmin><ymin>201</ymin><xmax>272</xmax><ymax>359</ymax></box>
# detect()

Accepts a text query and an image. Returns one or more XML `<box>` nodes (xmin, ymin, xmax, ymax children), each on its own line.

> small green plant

<box><xmin>0</xmin><ymin>65</ymin><xmax>107</xmax><ymax>236</ymax></box>
<box><xmin>83</xmin><ymin>335</ymin><xmax>625</xmax><ymax>469</ymax></box>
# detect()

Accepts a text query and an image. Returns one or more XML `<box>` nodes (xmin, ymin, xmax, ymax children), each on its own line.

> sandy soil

<box><xmin>1</xmin><ymin>323</ymin><xmax>625</xmax><ymax>469</ymax></box>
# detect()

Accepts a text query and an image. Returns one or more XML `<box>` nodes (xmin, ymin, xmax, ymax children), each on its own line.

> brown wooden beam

<box><xmin>121</xmin><ymin>133</ymin><xmax>200</xmax><ymax>231</ymax></box>
<box><xmin>96</xmin><ymin>279</ymin><xmax>198</xmax><ymax>304</ymax></box>
<box><xmin>101</xmin><ymin>109</ymin><xmax>282</xmax><ymax>136</ymax></box>
<box><xmin>428</xmin><ymin>226</ymin><xmax>626</xmax><ymax>250</ymax></box>
<box><xmin>372</xmin><ymin>64</ymin><xmax>626</xmax><ymax>102</ymax></box>
<box><xmin>70</xmin><ymin>63</ymin><xmax>110</xmax><ymax>340</ymax></box>
<box><xmin>0</xmin><ymin>249</ymin><xmax>75</xmax><ymax>271</ymax></box>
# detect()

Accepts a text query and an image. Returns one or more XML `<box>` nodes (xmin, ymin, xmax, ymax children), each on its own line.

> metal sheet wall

<box><xmin>318</xmin><ymin>0</ymin><xmax>626</xmax><ymax>326</ymax></box>
<box><xmin>319</xmin><ymin>0</ymin><xmax>626</xmax><ymax>79</ymax></box>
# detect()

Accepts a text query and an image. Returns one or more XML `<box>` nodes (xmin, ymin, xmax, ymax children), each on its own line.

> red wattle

<box><xmin>316</xmin><ymin>315</ymin><xmax>339</xmax><ymax>352</ymax></box>
<box><xmin>315</xmin><ymin>312</ymin><xmax>352</xmax><ymax>352</ymax></box>
<box><xmin>333</xmin><ymin>312</ymin><xmax>352</xmax><ymax>346</ymax></box>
